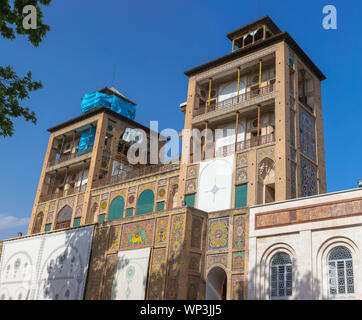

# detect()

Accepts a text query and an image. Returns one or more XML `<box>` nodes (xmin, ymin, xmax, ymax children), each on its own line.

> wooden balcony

<box><xmin>38</xmin><ymin>184</ymin><xmax>87</xmax><ymax>203</ymax></box>
<box><xmin>214</xmin><ymin>133</ymin><xmax>275</xmax><ymax>158</ymax></box>
<box><xmin>48</xmin><ymin>147</ymin><xmax>93</xmax><ymax>168</ymax></box>
<box><xmin>193</xmin><ymin>83</ymin><xmax>275</xmax><ymax>120</ymax></box>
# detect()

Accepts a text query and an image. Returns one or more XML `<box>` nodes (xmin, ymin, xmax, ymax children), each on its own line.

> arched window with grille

<box><xmin>270</xmin><ymin>252</ymin><xmax>292</xmax><ymax>299</ymax></box>
<box><xmin>328</xmin><ymin>246</ymin><xmax>354</xmax><ymax>297</ymax></box>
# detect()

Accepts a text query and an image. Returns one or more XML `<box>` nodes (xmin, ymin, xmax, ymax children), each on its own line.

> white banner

<box><xmin>111</xmin><ymin>248</ymin><xmax>151</xmax><ymax>300</ymax></box>
<box><xmin>0</xmin><ymin>225</ymin><xmax>94</xmax><ymax>300</ymax></box>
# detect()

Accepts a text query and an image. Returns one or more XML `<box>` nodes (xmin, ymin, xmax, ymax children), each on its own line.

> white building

<box><xmin>248</xmin><ymin>188</ymin><xmax>362</xmax><ymax>300</ymax></box>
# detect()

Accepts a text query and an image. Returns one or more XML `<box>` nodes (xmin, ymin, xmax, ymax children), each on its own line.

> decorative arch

<box><xmin>316</xmin><ymin>237</ymin><xmax>359</xmax><ymax>300</ymax></box>
<box><xmin>108</xmin><ymin>196</ymin><xmax>125</xmax><ymax>221</ymax></box>
<box><xmin>205</xmin><ymin>266</ymin><xmax>227</xmax><ymax>300</ymax></box>
<box><xmin>168</xmin><ymin>184</ymin><xmax>179</xmax><ymax>209</ymax></box>
<box><xmin>32</xmin><ymin>211</ymin><xmax>44</xmax><ymax>234</ymax></box>
<box><xmin>55</xmin><ymin>205</ymin><xmax>72</xmax><ymax>230</ymax></box>
<box><xmin>257</xmin><ymin>157</ymin><xmax>275</xmax><ymax>204</ymax></box>
<box><xmin>258</xmin><ymin>157</ymin><xmax>275</xmax><ymax>181</ymax></box>
<box><xmin>259</xmin><ymin>242</ymin><xmax>296</xmax><ymax>300</ymax></box>
<box><xmin>136</xmin><ymin>189</ymin><xmax>155</xmax><ymax>215</ymax></box>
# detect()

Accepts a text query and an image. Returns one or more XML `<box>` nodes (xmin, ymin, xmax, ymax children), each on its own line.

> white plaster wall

<box><xmin>248</xmin><ymin>189</ymin><xmax>362</xmax><ymax>300</ymax></box>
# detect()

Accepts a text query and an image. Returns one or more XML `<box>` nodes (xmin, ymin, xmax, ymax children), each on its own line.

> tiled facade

<box><xmin>12</xmin><ymin>16</ymin><xmax>330</xmax><ymax>300</ymax></box>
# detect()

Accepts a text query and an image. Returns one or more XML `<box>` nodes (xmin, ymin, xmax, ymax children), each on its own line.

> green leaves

<box><xmin>0</xmin><ymin>1</ymin><xmax>52</xmax><ymax>137</ymax></box>
<box><xmin>0</xmin><ymin>0</ymin><xmax>51</xmax><ymax>47</ymax></box>
<box><xmin>0</xmin><ymin>65</ymin><xmax>42</xmax><ymax>137</ymax></box>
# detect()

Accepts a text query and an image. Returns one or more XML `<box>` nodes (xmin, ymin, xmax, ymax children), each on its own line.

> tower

<box><xmin>179</xmin><ymin>16</ymin><xmax>326</xmax><ymax>209</ymax></box>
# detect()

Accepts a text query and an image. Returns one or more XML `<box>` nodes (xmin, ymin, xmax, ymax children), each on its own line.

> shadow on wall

<box><xmin>247</xmin><ymin>257</ymin><xmax>322</xmax><ymax>300</ymax></box>
<box><xmin>38</xmin><ymin>226</ymin><xmax>93</xmax><ymax>300</ymax></box>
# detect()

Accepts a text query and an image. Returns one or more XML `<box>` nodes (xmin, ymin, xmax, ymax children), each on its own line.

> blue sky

<box><xmin>0</xmin><ymin>0</ymin><xmax>361</xmax><ymax>240</ymax></box>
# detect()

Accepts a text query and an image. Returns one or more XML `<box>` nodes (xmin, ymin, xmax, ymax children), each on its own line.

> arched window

<box><xmin>55</xmin><ymin>205</ymin><xmax>72</xmax><ymax>230</ymax></box>
<box><xmin>328</xmin><ymin>246</ymin><xmax>354</xmax><ymax>297</ymax></box>
<box><xmin>136</xmin><ymin>189</ymin><xmax>155</xmax><ymax>215</ymax></box>
<box><xmin>270</xmin><ymin>252</ymin><xmax>292</xmax><ymax>299</ymax></box>
<box><xmin>32</xmin><ymin>212</ymin><xmax>44</xmax><ymax>234</ymax></box>
<box><xmin>108</xmin><ymin>196</ymin><xmax>125</xmax><ymax>221</ymax></box>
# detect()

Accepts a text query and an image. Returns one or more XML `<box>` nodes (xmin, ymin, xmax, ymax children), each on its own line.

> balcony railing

<box><xmin>99</xmin><ymin>163</ymin><xmax>179</xmax><ymax>187</ymax></box>
<box><xmin>48</xmin><ymin>147</ymin><xmax>93</xmax><ymax>167</ymax></box>
<box><xmin>194</xmin><ymin>83</ymin><xmax>275</xmax><ymax>117</ymax></box>
<box><xmin>214</xmin><ymin>133</ymin><xmax>275</xmax><ymax>157</ymax></box>
<box><xmin>39</xmin><ymin>184</ymin><xmax>87</xmax><ymax>203</ymax></box>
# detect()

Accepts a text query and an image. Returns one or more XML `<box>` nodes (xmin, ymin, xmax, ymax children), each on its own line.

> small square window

<box><xmin>73</xmin><ymin>218</ymin><xmax>81</xmax><ymax>227</ymax></box>
<box><xmin>156</xmin><ymin>202</ymin><xmax>165</xmax><ymax>211</ymax></box>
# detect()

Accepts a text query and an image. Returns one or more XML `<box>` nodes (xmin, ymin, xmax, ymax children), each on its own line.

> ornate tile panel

<box><xmin>155</xmin><ymin>217</ymin><xmax>169</xmax><ymax>245</ymax></box>
<box><xmin>189</xmin><ymin>253</ymin><xmax>201</xmax><ymax>272</ymax></box>
<box><xmin>166</xmin><ymin>214</ymin><xmax>185</xmax><ymax>300</ymax></box>
<box><xmin>257</xmin><ymin>146</ymin><xmax>275</xmax><ymax>163</ymax></box>
<box><xmin>190</xmin><ymin>216</ymin><xmax>203</xmax><ymax>250</ymax></box>
<box><xmin>299</xmin><ymin>109</ymin><xmax>316</xmax><ymax>161</ymax></box>
<box><xmin>236</xmin><ymin>168</ymin><xmax>248</xmax><ymax>184</ymax></box>
<box><xmin>236</xmin><ymin>152</ymin><xmax>248</xmax><ymax>168</ymax></box>
<box><xmin>101</xmin><ymin>253</ymin><xmax>118</xmax><ymax>300</ymax></box>
<box><xmin>187</xmin><ymin>275</ymin><xmax>200</xmax><ymax>300</ymax></box>
<box><xmin>208</xmin><ymin>217</ymin><xmax>229</xmax><ymax>250</ymax></box>
<box><xmin>185</xmin><ymin>179</ymin><xmax>197</xmax><ymax>194</ymax></box>
<box><xmin>232</xmin><ymin>251</ymin><xmax>245</xmax><ymax>271</ymax></box>
<box><xmin>157</xmin><ymin>187</ymin><xmax>167</xmax><ymax>200</ymax></box>
<box><xmin>108</xmin><ymin>226</ymin><xmax>121</xmax><ymax>250</ymax></box>
<box><xmin>232</xmin><ymin>274</ymin><xmax>245</xmax><ymax>300</ymax></box>
<box><xmin>207</xmin><ymin>254</ymin><xmax>228</xmax><ymax>271</ymax></box>
<box><xmin>148</xmin><ymin>248</ymin><xmax>167</xmax><ymax>300</ymax></box>
<box><xmin>233</xmin><ymin>215</ymin><xmax>246</xmax><ymax>249</ymax></box>
<box><xmin>187</xmin><ymin>165</ymin><xmax>198</xmax><ymax>179</ymax></box>
<box><xmin>301</xmin><ymin>156</ymin><xmax>317</xmax><ymax>197</ymax></box>
<box><xmin>120</xmin><ymin>220</ymin><xmax>155</xmax><ymax>249</ymax></box>
<box><xmin>291</xmin><ymin>161</ymin><xmax>297</xmax><ymax>198</ymax></box>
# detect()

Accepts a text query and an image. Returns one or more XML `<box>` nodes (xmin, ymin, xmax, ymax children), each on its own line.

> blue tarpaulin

<box><xmin>80</xmin><ymin>91</ymin><xmax>136</xmax><ymax>120</ymax></box>
<box><xmin>78</xmin><ymin>126</ymin><xmax>96</xmax><ymax>155</ymax></box>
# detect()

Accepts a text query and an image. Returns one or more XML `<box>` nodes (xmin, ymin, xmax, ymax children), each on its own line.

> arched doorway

<box><xmin>55</xmin><ymin>205</ymin><xmax>72</xmax><ymax>230</ymax></box>
<box><xmin>205</xmin><ymin>266</ymin><xmax>227</xmax><ymax>300</ymax></box>
<box><xmin>136</xmin><ymin>189</ymin><xmax>155</xmax><ymax>215</ymax></box>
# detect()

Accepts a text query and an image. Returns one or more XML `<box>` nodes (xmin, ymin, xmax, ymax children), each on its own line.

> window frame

<box><xmin>269</xmin><ymin>252</ymin><xmax>293</xmax><ymax>300</ymax></box>
<box><xmin>327</xmin><ymin>246</ymin><xmax>355</xmax><ymax>299</ymax></box>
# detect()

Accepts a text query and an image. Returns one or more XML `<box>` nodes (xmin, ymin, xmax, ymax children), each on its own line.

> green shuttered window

<box><xmin>235</xmin><ymin>184</ymin><xmax>248</xmax><ymax>208</ymax></box>
<box><xmin>184</xmin><ymin>194</ymin><xmax>196</xmax><ymax>208</ymax></box>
